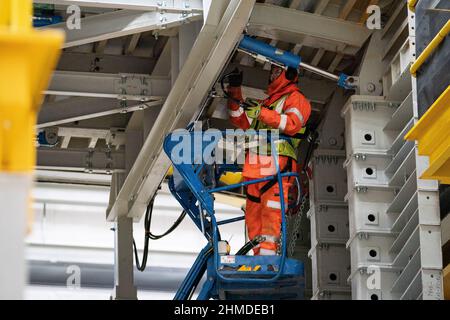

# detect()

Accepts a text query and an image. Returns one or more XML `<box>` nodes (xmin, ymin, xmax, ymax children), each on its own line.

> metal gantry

<box><xmin>20</xmin><ymin>0</ymin><xmax>447</xmax><ymax>300</ymax></box>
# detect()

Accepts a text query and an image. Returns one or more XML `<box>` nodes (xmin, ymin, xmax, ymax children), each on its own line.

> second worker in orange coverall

<box><xmin>227</xmin><ymin>65</ymin><xmax>312</xmax><ymax>256</ymax></box>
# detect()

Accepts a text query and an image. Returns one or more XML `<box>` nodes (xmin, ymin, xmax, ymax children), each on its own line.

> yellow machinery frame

<box><xmin>406</xmin><ymin>86</ymin><xmax>450</xmax><ymax>184</ymax></box>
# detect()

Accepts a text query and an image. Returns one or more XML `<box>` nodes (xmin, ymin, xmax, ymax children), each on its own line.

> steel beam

<box><xmin>34</xmin><ymin>0</ymin><xmax>203</xmax><ymax>13</ymax></box>
<box><xmin>111</xmin><ymin>216</ymin><xmax>137</xmax><ymax>300</ymax></box>
<box><xmin>248</xmin><ymin>3</ymin><xmax>371</xmax><ymax>51</ymax></box>
<box><xmin>106</xmin><ymin>0</ymin><xmax>256</xmax><ymax>221</ymax></box>
<box><xmin>124</xmin><ymin>33</ymin><xmax>141</xmax><ymax>55</ymax></box>
<box><xmin>38</xmin><ymin>97</ymin><xmax>163</xmax><ymax>129</ymax></box>
<box><xmin>56</xmin><ymin>127</ymin><xmax>126</xmax><ymax>149</ymax></box>
<box><xmin>339</xmin><ymin>0</ymin><xmax>358</xmax><ymax>19</ymax></box>
<box><xmin>314</xmin><ymin>0</ymin><xmax>330</xmax><ymax>14</ymax></box>
<box><xmin>37</xmin><ymin>148</ymin><xmax>125</xmax><ymax>172</ymax></box>
<box><xmin>46</xmin><ymin>71</ymin><xmax>171</xmax><ymax>101</ymax></box>
<box><xmin>57</xmin><ymin>52</ymin><xmax>156</xmax><ymax>74</ymax></box>
<box><xmin>35</xmin><ymin>170</ymin><xmax>112</xmax><ymax>186</ymax></box>
<box><xmin>46</xmin><ymin>10</ymin><xmax>202</xmax><ymax>48</ymax></box>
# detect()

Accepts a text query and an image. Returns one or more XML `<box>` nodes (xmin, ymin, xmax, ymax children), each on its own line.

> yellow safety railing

<box><xmin>0</xmin><ymin>0</ymin><xmax>64</xmax><ymax>172</ymax></box>
<box><xmin>410</xmin><ymin>20</ymin><xmax>450</xmax><ymax>77</ymax></box>
<box><xmin>405</xmin><ymin>86</ymin><xmax>450</xmax><ymax>184</ymax></box>
<box><xmin>408</xmin><ymin>0</ymin><xmax>419</xmax><ymax>12</ymax></box>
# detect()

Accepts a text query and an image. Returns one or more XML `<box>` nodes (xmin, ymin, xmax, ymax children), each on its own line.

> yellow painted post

<box><xmin>10</xmin><ymin>0</ymin><xmax>33</xmax><ymax>31</ymax></box>
<box><xmin>408</xmin><ymin>0</ymin><xmax>419</xmax><ymax>12</ymax></box>
<box><xmin>445</xmin><ymin>264</ymin><xmax>450</xmax><ymax>300</ymax></box>
<box><xmin>0</xmin><ymin>0</ymin><xmax>64</xmax><ymax>299</ymax></box>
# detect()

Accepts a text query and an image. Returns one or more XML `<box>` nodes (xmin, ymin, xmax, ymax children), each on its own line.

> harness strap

<box><xmin>291</xmin><ymin>128</ymin><xmax>309</xmax><ymax>140</ymax></box>
<box><xmin>245</xmin><ymin>191</ymin><xmax>261</xmax><ymax>204</ymax></box>
<box><xmin>259</xmin><ymin>157</ymin><xmax>293</xmax><ymax>196</ymax></box>
<box><xmin>244</xmin><ymin>158</ymin><xmax>293</xmax><ymax>204</ymax></box>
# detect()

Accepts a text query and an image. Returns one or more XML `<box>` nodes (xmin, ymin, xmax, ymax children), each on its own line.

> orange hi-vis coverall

<box><xmin>227</xmin><ymin>70</ymin><xmax>312</xmax><ymax>255</ymax></box>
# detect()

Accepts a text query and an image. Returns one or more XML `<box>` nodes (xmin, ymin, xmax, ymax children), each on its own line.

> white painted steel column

<box><xmin>111</xmin><ymin>216</ymin><xmax>138</xmax><ymax>300</ymax></box>
<box><xmin>0</xmin><ymin>174</ymin><xmax>31</xmax><ymax>299</ymax></box>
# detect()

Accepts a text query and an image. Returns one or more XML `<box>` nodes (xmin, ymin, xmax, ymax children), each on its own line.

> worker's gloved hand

<box><xmin>228</xmin><ymin>68</ymin><xmax>243</xmax><ymax>87</ymax></box>
<box><xmin>246</xmin><ymin>105</ymin><xmax>262</xmax><ymax>119</ymax></box>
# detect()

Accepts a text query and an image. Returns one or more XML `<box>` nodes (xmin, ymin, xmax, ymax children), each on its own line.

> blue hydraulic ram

<box><xmin>238</xmin><ymin>35</ymin><xmax>354</xmax><ymax>89</ymax></box>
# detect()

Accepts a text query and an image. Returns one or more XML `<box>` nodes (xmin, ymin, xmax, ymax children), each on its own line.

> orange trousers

<box><xmin>245</xmin><ymin>174</ymin><xmax>293</xmax><ymax>255</ymax></box>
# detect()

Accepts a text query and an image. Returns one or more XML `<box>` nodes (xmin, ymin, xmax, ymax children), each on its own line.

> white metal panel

<box><xmin>347</xmin><ymin>234</ymin><xmax>396</xmax><ymax>269</ymax></box>
<box><xmin>341</xmin><ymin>96</ymin><xmax>399</xmax><ymax>157</ymax></box>
<box><xmin>309</xmin><ymin>150</ymin><xmax>347</xmax><ymax>204</ymax></box>
<box><xmin>309</xmin><ymin>205</ymin><xmax>349</xmax><ymax>245</ymax></box>
<box><xmin>308</xmin><ymin>244</ymin><xmax>351</xmax><ymax>297</ymax></box>
<box><xmin>347</xmin><ymin>189</ymin><xmax>396</xmax><ymax>237</ymax></box>
<box><xmin>344</xmin><ymin>155</ymin><xmax>392</xmax><ymax>189</ymax></box>
<box><xmin>350</xmin><ymin>269</ymin><xmax>399</xmax><ymax>300</ymax></box>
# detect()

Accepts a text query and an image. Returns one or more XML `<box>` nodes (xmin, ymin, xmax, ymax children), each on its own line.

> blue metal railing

<box><xmin>164</xmin><ymin>130</ymin><xmax>300</xmax><ymax>284</ymax></box>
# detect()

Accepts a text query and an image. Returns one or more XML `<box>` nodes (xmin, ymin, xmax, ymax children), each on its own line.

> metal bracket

<box><xmin>85</xmin><ymin>150</ymin><xmax>94</xmax><ymax>174</ymax></box>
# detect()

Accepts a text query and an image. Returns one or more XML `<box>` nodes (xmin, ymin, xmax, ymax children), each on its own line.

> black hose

<box><xmin>220</xmin><ymin>71</ymin><xmax>252</xmax><ymax>109</ymax></box>
<box><xmin>133</xmin><ymin>198</ymin><xmax>154</xmax><ymax>272</ymax></box>
<box><xmin>148</xmin><ymin>210</ymin><xmax>187</xmax><ymax>240</ymax></box>
<box><xmin>133</xmin><ymin>195</ymin><xmax>187</xmax><ymax>272</ymax></box>
<box><xmin>236</xmin><ymin>236</ymin><xmax>266</xmax><ymax>256</ymax></box>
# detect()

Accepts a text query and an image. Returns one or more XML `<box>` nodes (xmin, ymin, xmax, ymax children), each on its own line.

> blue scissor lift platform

<box><xmin>164</xmin><ymin>130</ymin><xmax>305</xmax><ymax>300</ymax></box>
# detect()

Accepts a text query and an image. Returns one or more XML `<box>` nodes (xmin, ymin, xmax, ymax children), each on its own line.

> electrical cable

<box><xmin>133</xmin><ymin>194</ymin><xmax>187</xmax><ymax>272</ymax></box>
<box><xmin>148</xmin><ymin>210</ymin><xmax>187</xmax><ymax>240</ymax></box>
<box><xmin>133</xmin><ymin>200</ymin><xmax>153</xmax><ymax>272</ymax></box>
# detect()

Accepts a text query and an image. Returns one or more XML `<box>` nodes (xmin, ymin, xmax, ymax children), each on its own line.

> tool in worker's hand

<box><xmin>220</xmin><ymin>69</ymin><xmax>260</xmax><ymax>110</ymax></box>
<box><xmin>227</xmin><ymin>68</ymin><xmax>244</xmax><ymax>87</ymax></box>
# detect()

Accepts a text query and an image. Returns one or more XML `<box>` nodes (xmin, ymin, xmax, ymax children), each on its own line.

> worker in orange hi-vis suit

<box><xmin>226</xmin><ymin>65</ymin><xmax>312</xmax><ymax>255</ymax></box>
